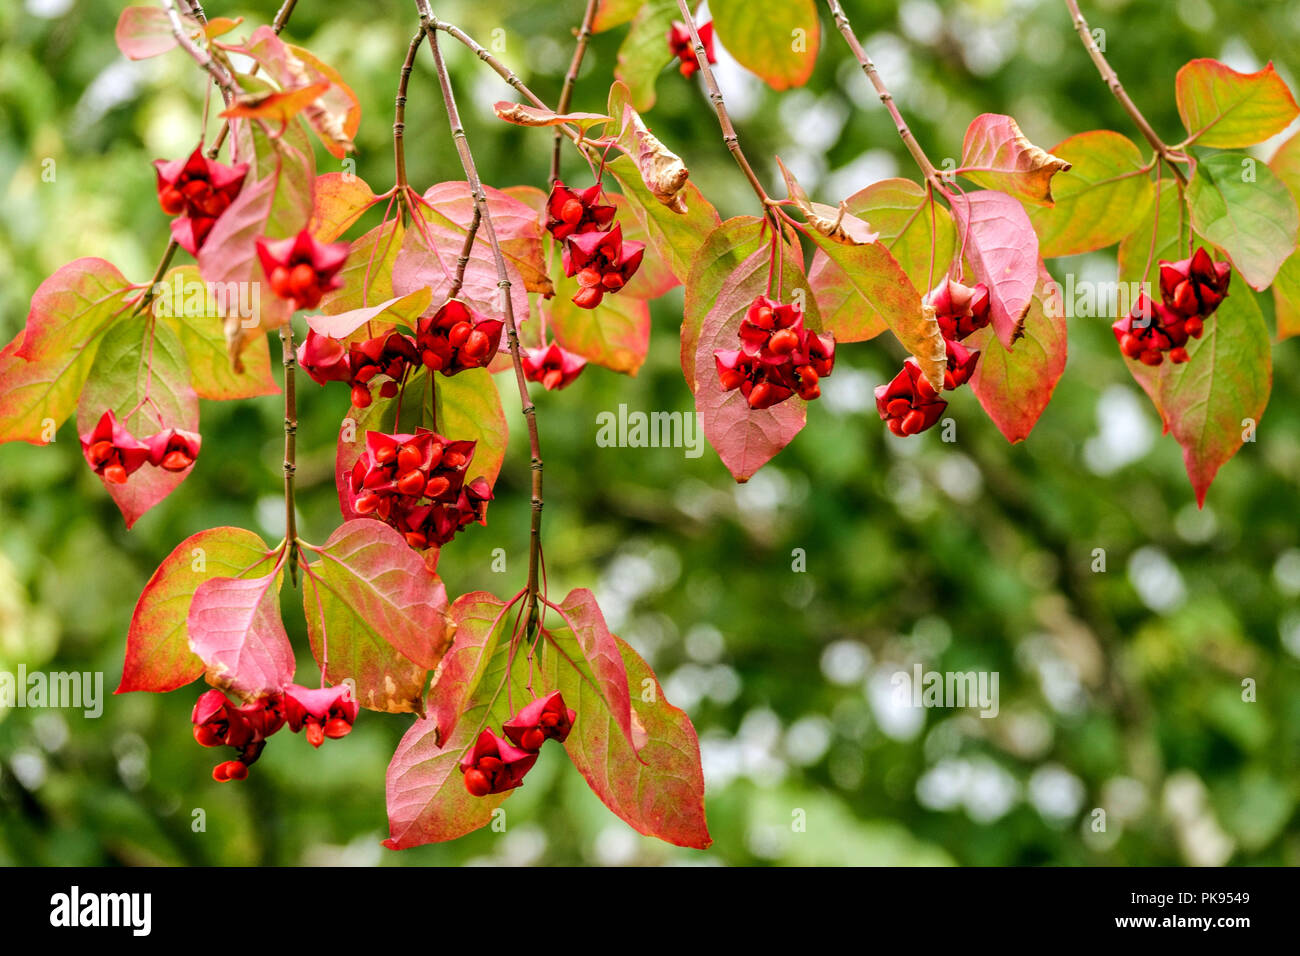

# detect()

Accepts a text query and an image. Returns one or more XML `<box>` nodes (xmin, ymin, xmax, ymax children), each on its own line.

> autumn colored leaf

<box><xmin>153</xmin><ymin>266</ymin><xmax>279</xmax><ymax>400</ymax></box>
<box><xmin>426</xmin><ymin>368</ymin><xmax>507</xmax><ymax>490</ymax></box>
<box><xmin>614</xmin><ymin>0</ymin><xmax>677</xmax><ymax>111</ymax></box>
<box><xmin>1187</xmin><ymin>151</ymin><xmax>1299</xmax><ymax>291</ymax></box>
<box><xmin>1026</xmin><ymin>130</ymin><xmax>1154</xmax><ymax>258</ymax></box>
<box><xmin>493</xmin><ymin>101</ymin><xmax>611</xmax><ymax>128</ymax></box>
<box><xmin>114</xmin><ymin>6</ymin><xmax>194</xmax><ymax>60</ymax></box>
<box><xmin>564</xmin><ymin>635</ymin><xmax>711</xmax><ymax>849</ymax></box>
<box><xmin>118</xmin><ymin>528</ymin><xmax>277</xmax><ymax>694</ymax></box>
<box><xmin>309</xmin><ymin>172</ymin><xmax>379</xmax><ymax>243</ymax></box>
<box><xmin>320</xmin><ymin>219</ymin><xmax>405</xmax><ymax>314</ymax></box>
<box><xmin>188</xmin><ymin>567</ymin><xmax>294</xmax><ymax>701</ymax></box>
<box><xmin>710</xmin><ymin>0</ymin><xmax>819</xmax><ymax>91</ymax></box>
<box><xmin>426</xmin><ymin>592</ymin><xmax>513</xmax><ymax>745</ymax></box>
<box><xmin>76</xmin><ymin>319</ymin><xmax>199</xmax><ymax>528</ymax></box>
<box><xmin>301</xmin><ymin>520</ymin><xmax>452</xmax><ymax>714</ymax></box>
<box><xmin>967</xmin><ymin>263</ymin><xmax>1067</xmax><ymax>443</ymax></box>
<box><xmin>611</xmin><ymin>194</ymin><xmax>679</xmax><ymax>300</ymax></box>
<box><xmin>594</xmin><ymin>0</ymin><xmax>644</xmax><ymax>32</ymax></box>
<box><xmin>1271</xmin><ymin>130</ymin><xmax>1300</xmax><ymax>338</ymax></box>
<box><xmin>692</xmin><ymin>243</ymin><xmax>813</xmax><ymax>481</ymax></box>
<box><xmin>0</xmin><ymin>259</ymin><xmax>133</xmax><ymax>444</ymax></box>
<box><xmin>547</xmin><ymin>272</ymin><xmax>651</xmax><ymax>375</ymax></box>
<box><xmin>828</xmin><ymin>178</ymin><xmax>956</xmax><ymax>292</ymax></box>
<box><xmin>1176</xmin><ymin>59</ymin><xmax>1300</xmax><ymax>149</ymax></box>
<box><xmin>776</xmin><ymin>156</ymin><xmax>878</xmax><ymax>245</ymax></box>
<box><xmin>305</xmin><ymin>289</ymin><xmax>432</xmax><ymax>339</ymax></box>
<box><xmin>949</xmin><ymin>189</ymin><xmax>1040</xmax><ymax>349</ymax></box>
<box><xmin>221</xmin><ymin>81</ymin><xmax>332</xmax><ymax>128</ymax></box>
<box><xmin>606</xmin><ymin>154</ymin><xmax>720</xmax><ymax>286</ymax></box>
<box><xmin>958</xmin><ymin>113</ymin><xmax>1071</xmax><ymax>206</ymax></box>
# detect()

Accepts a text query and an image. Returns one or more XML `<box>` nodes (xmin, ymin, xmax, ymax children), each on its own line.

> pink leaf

<box><xmin>545</xmin><ymin>589</ymin><xmax>637</xmax><ymax>755</ymax></box>
<box><xmin>304</xmin><ymin>289</ymin><xmax>431</xmax><ymax>339</ymax></box>
<box><xmin>949</xmin><ymin>189</ymin><xmax>1039</xmax><ymax>350</ymax></box>
<box><xmin>115</xmin><ymin>6</ymin><xmax>189</xmax><ymax>60</ymax></box>
<box><xmin>188</xmin><ymin>569</ymin><xmax>294</xmax><ymax>700</ymax></box>
<box><xmin>427</xmin><ymin>592</ymin><xmax>513</xmax><ymax>745</ymax></box>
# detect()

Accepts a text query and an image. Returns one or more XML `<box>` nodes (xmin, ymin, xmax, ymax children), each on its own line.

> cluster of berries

<box><xmin>79</xmin><ymin>410</ymin><xmax>201</xmax><ymax>485</ymax></box>
<box><xmin>1112</xmin><ymin>247</ymin><xmax>1229</xmax><ymax>366</ymax></box>
<box><xmin>875</xmin><ymin>279</ymin><xmax>986</xmax><ymax>437</ymax></box>
<box><xmin>345</xmin><ymin>428</ymin><xmax>492</xmax><ymax>550</ymax></box>
<box><xmin>460</xmin><ymin>691</ymin><xmax>576</xmax><ymax>797</ymax></box>
<box><xmin>257</xmin><ymin>228</ymin><xmax>349</xmax><ymax>310</ymax></box>
<box><xmin>521</xmin><ymin>341</ymin><xmax>587</xmax><ymax>391</ymax></box>
<box><xmin>546</xmin><ymin>181</ymin><xmax>644</xmax><ymax>310</ymax></box>
<box><xmin>153</xmin><ymin>146</ymin><xmax>248</xmax><ymax>255</ymax></box>
<box><xmin>192</xmin><ymin>683</ymin><xmax>358</xmax><ymax>782</ymax></box>
<box><xmin>299</xmin><ymin>299</ymin><xmax>504</xmax><ymax>407</ymax></box>
<box><xmin>666</xmin><ymin>20</ymin><xmax>717</xmax><ymax>78</ymax></box>
<box><xmin>714</xmin><ymin>295</ymin><xmax>836</xmax><ymax>410</ymax></box>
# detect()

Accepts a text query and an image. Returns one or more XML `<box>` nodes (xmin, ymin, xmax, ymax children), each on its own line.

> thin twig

<box><xmin>417</xmin><ymin>4</ymin><xmax>545</xmax><ymax>635</ymax></box>
<box><xmin>394</xmin><ymin>30</ymin><xmax>426</xmax><ymax>224</ymax></box>
<box><xmin>280</xmin><ymin>323</ymin><xmax>300</xmax><ymax>587</ymax></box>
<box><xmin>1063</xmin><ymin>0</ymin><xmax>1188</xmax><ymax>184</ymax></box>
<box><xmin>205</xmin><ymin>0</ymin><xmax>300</xmax><ymax>159</ymax></box>
<box><xmin>161</xmin><ymin>0</ymin><xmax>237</xmax><ymax>99</ymax></box>
<box><xmin>552</xmin><ymin>0</ymin><xmax>600</xmax><ymax>183</ymax></box>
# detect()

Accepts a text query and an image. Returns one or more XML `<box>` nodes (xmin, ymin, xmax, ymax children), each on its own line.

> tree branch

<box><xmin>552</xmin><ymin>0</ymin><xmax>600</xmax><ymax>183</ymax></box>
<box><xmin>393</xmin><ymin>29</ymin><xmax>426</xmax><ymax>223</ymax></box>
<box><xmin>280</xmin><ymin>323</ymin><xmax>300</xmax><ymax>586</ymax></box>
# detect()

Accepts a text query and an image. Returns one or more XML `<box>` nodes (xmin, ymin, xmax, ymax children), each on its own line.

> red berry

<box><xmin>748</xmin><ymin>382</ymin><xmax>771</xmax><ymax>408</ymax></box>
<box><xmin>398</xmin><ymin>445</ymin><xmax>423</xmax><ymax>473</ymax></box>
<box><xmin>520</xmin><ymin>728</ymin><xmax>546</xmax><ymax>751</ymax></box>
<box><xmin>443</xmin><ymin>451</ymin><xmax>466</xmax><ymax>469</ymax></box>
<box><xmin>1169</xmin><ymin>347</ymin><xmax>1189</xmax><ymax>364</ymax></box>
<box><xmin>1139</xmin><ymin>349</ymin><xmax>1164</xmax><ymax>367</ymax></box>
<box><xmin>769</xmin><ymin>328</ymin><xmax>799</xmax><ymax>355</ymax></box>
<box><xmin>350</xmin><ymin>384</ymin><xmax>372</xmax><ymax>408</ymax></box>
<box><xmin>901</xmin><ymin>409</ymin><xmax>926</xmax><ymax>435</ymax></box>
<box><xmin>572</xmin><ymin>285</ymin><xmax>603</xmax><ymax>309</ymax></box>
<box><xmin>424</xmin><ymin>476</ymin><xmax>450</xmax><ymax>498</ymax></box>
<box><xmin>752</xmin><ymin>306</ymin><xmax>774</xmax><ymax>330</ymax></box>
<box><xmin>559</xmin><ymin>198</ymin><xmax>585</xmax><ymax>225</ymax></box>
<box><xmin>289</xmin><ymin>262</ymin><xmax>317</xmax><ymax>300</ymax></box>
<box><xmin>464</xmin><ymin>768</ymin><xmax>491</xmax><ymax>797</ymax></box>
<box><xmin>1119</xmin><ymin>333</ymin><xmax>1143</xmax><ymax>359</ymax></box>
<box><xmin>396</xmin><ymin>469</ymin><xmax>427</xmax><ymax>496</ymax></box>
<box><xmin>270</xmin><ymin>266</ymin><xmax>292</xmax><ymax>299</ymax></box>
<box><xmin>886</xmin><ymin>398</ymin><xmax>911</xmax><ymax>419</ymax></box>
<box><xmin>461</xmin><ymin>329</ymin><xmax>490</xmax><ymax>360</ymax></box>
<box><xmin>448</xmin><ymin>321</ymin><xmax>472</xmax><ymax>349</ymax></box>
<box><xmin>601</xmin><ymin>272</ymin><xmax>625</xmax><ymax>291</ymax></box>
<box><xmin>542</xmin><ymin>368</ymin><xmax>564</xmax><ymax>391</ymax></box>
<box><xmin>379</xmin><ymin>380</ymin><xmax>399</xmax><ymax>399</ymax></box>
<box><xmin>103</xmin><ymin>463</ymin><xmax>128</xmax><ymax>484</ymax></box>
<box><xmin>354</xmin><ymin>492</ymin><xmax>380</xmax><ymax>515</ymax></box>
<box><xmin>306</xmin><ymin>722</ymin><xmax>325</xmax><ymax>749</ymax></box>
<box><xmin>1184</xmin><ymin>316</ymin><xmax>1204</xmax><ymax>338</ymax></box>
<box><xmin>159</xmin><ymin>187</ymin><xmax>186</xmax><ymax>215</ymax></box>
<box><xmin>422</xmin><ymin>349</ymin><xmax>444</xmax><ymax>371</ymax></box>
<box><xmin>404</xmin><ymin>532</ymin><xmax>428</xmax><ymax>549</ymax></box>
<box><xmin>159</xmin><ymin>450</ymin><xmax>193</xmax><ymax>471</ymax></box>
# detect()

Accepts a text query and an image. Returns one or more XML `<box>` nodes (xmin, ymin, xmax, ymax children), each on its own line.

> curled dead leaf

<box><xmin>914</xmin><ymin>301</ymin><xmax>947</xmax><ymax>392</ymax></box>
<box><xmin>492</xmin><ymin>101</ymin><xmax>612</xmax><ymax>128</ymax></box>
<box><xmin>776</xmin><ymin>156</ymin><xmax>878</xmax><ymax>244</ymax></box>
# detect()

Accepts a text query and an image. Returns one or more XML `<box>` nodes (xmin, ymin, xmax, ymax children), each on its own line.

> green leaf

<box><xmin>1187</xmin><ymin>152</ymin><xmax>1299</xmax><ymax>290</ymax></box>
<box><xmin>711</xmin><ymin>0</ymin><xmax>819</xmax><ymax>90</ymax></box>
<box><xmin>76</xmin><ymin>318</ymin><xmax>199</xmax><ymax>529</ymax></box>
<box><xmin>320</xmin><ymin>218</ymin><xmax>405</xmax><ymax>315</ymax></box>
<box><xmin>1268</xmin><ymin>129</ymin><xmax>1300</xmax><ymax>340</ymax></box>
<box><xmin>840</xmin><ymin>178</ymin><xmax>955</xmax><ymax>291</ymax></box>
<box><xmin>1027</xmin><ymin>130</ymin><xmax>1154</xmax><ymax>258</ymax></box>
<box><xmin>154</xmin><ymin>266</ymin><xmax>279</xmax><ymax>400</ymax></box>
<box><xmin>1176</xmin><ymin>58</ymin><xmax>1300</xmax><ymax>149</ymax></box>
<box><xmin>605</xmin><ymin>153</ymin><xmax>720</xmax><ymax>287</ymax></box>
<box><xmin>301</xmin><ymin>520</ymin><xmax>452</xmax><ymax>714</ymax></box>
<box><xmin>594</xmin><ymin>0</ymin><xmax>645</xmax><ymax>32</ymax></box>
<box><xmin>427</xmin><ymin>367</ymin><xmax>507</xmax><ymax>490</ymax></box>
<box><xmin>614</xmin><ymin>0</ymin><xmax>677</xmax><ymax>111</ymax></box>
<box><xmin>547</xmin><ymin>273</ymin><xmax>651</xmax><ymax>374</ymax></box>
<box><xmin>0</xmin><ymin>258</ymin><xmax>133</xmax><ymax>444</ymax></box>
<box><xmin>118</xmin><ymin>528</ymin><xmax>277</xmax><ymax>694</ymax></box>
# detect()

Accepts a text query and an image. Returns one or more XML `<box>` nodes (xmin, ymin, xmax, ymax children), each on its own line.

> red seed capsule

<box><xmin>464</xmin><ymin>768</ymin><xmax>491</xmax><ymax>797</ymax></box>
<box><xmin>350</xmin><ymin>384</ymin><xmax>372</xmax><ymax>408</ymax></box>
<box><xmin>559</xmin><ymin>198</ymin><xmax>585</xmax><ymax>225</ymax></box>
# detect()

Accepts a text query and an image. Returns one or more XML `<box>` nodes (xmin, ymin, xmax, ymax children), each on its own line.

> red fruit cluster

<box><xmin>875</xmin><ymin>360</ymin><xmax>948</xmax><ymax>436</ymax></box>
<box><xmin>346</xmin><ymin>428</ymin><xmax>492</xmax><ymax>549</ymax></box>
<box><xmin>297</xmin><ymin>328</ymin><xmax>420</xmax><ymax>408</ymax></box>
<box><xmin>521</xmin><ymin>341</ymin><xmax>587</xmax><ymax>391</ymax></box>
<box><xmin>461</xmin><ymin>691</ymin><xmax>575</xmax><ymax>797</ymax></box>
<box><xmin>256</xmin><ymin>228</ymin><xmax>349</xmax><ymax>310</ymax></box>
<box><xmin>193</xmin><ymin>684</ymin><xmax>357</xmax><ymax>781</ymax></box>
<box><xmin>666</xmin><ymin>20</ymin><xmax>716</xmax><ymax>78</ymax></box>
<box><xmin>546</xmin><ymin>181</ymin><xmax>644</xmax><ymax>309</ymax></box>
<box><xmin>79</xmin><ymin>410</ymin><xmax>201</xmax><ymax>485</ymax></box>
<box><xmin>930</xmin><ymin>279</ymin><xmax>991</xmax><ymax>341</ymax></box>
<box><xmin>415</xmin><ymin>299</ymin><xmax>504</xmax><ymax>375</ymax></box>
<box><xmin>714</xmin><ymin>295</ymin><xmax>835</xmax><ymax>410</ymax></box>
<box><xmin>153</xmin><ymin>146</ymin><xmax>248</xmax><ymax>255</ymax></box>
<box><xmin>1112</xmin><ymin>247</ymin><xmax>1228</xmax><ymax>367</ymax></box>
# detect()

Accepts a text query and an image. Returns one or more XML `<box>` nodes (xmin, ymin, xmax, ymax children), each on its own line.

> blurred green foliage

<box><xmin>2</xmin><ymin>0</ymin><xmax>1299</xmax><ymax>866</ymax></box>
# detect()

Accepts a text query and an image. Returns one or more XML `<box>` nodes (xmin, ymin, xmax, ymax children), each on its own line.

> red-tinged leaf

<box><xmin>384</xmin><ymin>712</ymin><xmax>512</xmax><ymax>849</ymax></box>
<box><xmin>428</xmin><ymin>369</ymin><xmax>508</xmax><ymax>489</ymax></box>
<box><xmin>393</xmin><ymin>223</ymin><xmax>530</xmax><ymax>332</ymax></box>
<box><xmin>958</xmin><ymin>113</ymin><xmax>1072</xmax><ymax>206</ymax></box>
<box><xmin>301</xmin><ymin>520</ymin><xmax>452</xmax><ymax>714</ymax></box>
<box><xmin>0</xmin><ymin>260</ymin><xmax>133</xmax><ymax>445</ymax></box>
<box><xmin>594</xmin><ymin>0</ymin><xmax>643</xmax><ymax>32</ymax></box>
<box><xmin>421</xmin><ymin>181</ymin><xmax>552</xmax><ymax>296</ymax></box>
<box><xmin>611</xmin><ymin>194</ymin><xmax>679</xmax><ymax>300</ymax></box>
<box><xmin>544</xmin><ymin>589</ymin><xmax>637</xmax><ymax>755</ymax></box>
<box><xmin>606</xmin><ymin>153</ymin><xmax>721</xmax><ymax>286</ymax></box>
<box><xmin>188</xmin><ymin>568</ymin><xmax>294</xmax><ymax>700</ymax></box>
<box><xmin>286</xmin><ymin>44</ymin><xmax>361</xmax><ymax>159</ymax></box>
<box><xmin>426</xmin><ymin>592</ymin><xmax>513</xmax><ymax>745</ymax></box>
<box><xmin>15</xmin><ymin>258</ymin><xmax>132</xmax><ymax>362</ymax></box>
<box><xmin>1150</xmin><ymin>283</ymin><xmax>1271</xmax><ymax>506</ymax></box>
<box><xmin>196</xmin><ymin>173</ymin><xmax>300</xmax><ymax>345</ymax></box>
<box><xmin>805</xmin><ymin>232</ymin><xmax>938</xmax><ymax>379</ymax></box>
<box><xmin>115</xmin><ymin>6</ymin><xmax>192</xmax><ymax>60</ymax></box>
<box><xmin>682</xmin><ymin>217</ymin><xmax>772</xmax><ymax>390</ymax></box>
<box><xmin>1176</xmin><ymin>59</ymin><xmax>1300</xmax><ymax>149</ymax></box>
<box><xmin>547</xmin><ymin>276</ymin><xmax>651</xmax><ymax>375</ymax></box>
<box><xmin>75</xmin><ymin>320</ymin><xmax>199</xmax><ymax>529</ymax></box>
<box><xmin>1117</xmin><ymin>182</ymin><xmax>1183</xmax><ymax>314</ymax></box>
<box><xmin>1026</xmin><ymin>131</ymin><xmax>1155</xmax><ymax>258</ymax></box>
<box><xmin>565</xmin><ymin>635</ymin><xmax>711</xmax><ymax>849</ymax></box>
<box><xmin>1271</xmin><ymin>131</ymin><xmax>1300</xmax><ymax>339</ymax></box>
<box><xmin>118</xmin><ymin>528</ymin><xmax>276</xmax><ymax>694</ymax></box>
<box><xmin>967</xmin><ymin>263</ymin><xmax>1067</xmax><ymax>443</ymax></box>
<box><xmin>310</xmin><ymin>172</ymin><xmax>379</xmax><ymax>243</ymax></box>
<box><xmin>220</xmin><ymin>80</ymin><xmax>331</xmax><ymax>126</ymax></box>
<box><xmin>305</xmin><ymin>289</ymin><xmax>431</xmax><ymax>339</ymax></box>
<box><xmin>711</xmin><ymin>0</ymin><xmax>819</xmax><ymax>91</ymax></box>
<box><xmin>837</xmin><ymin>178</ymin><xmax>956</xmax><ymax>291</ymax></box>
<box><xmin>693</xmin><ymin>244</ymin><xmax>813</xmax><ymax>481</ymax></box>
<box><xmin>493</xmin><ymin>101</ymin><xmax>611</xmax><ymax>128</ymax></box>
<box><xmin>1187</xmin><ymin>151</ymin><xmax>1299</xmax><ymax>291</ymax></box>
<box><xmin>949</xmin><ymin>189</ymin><xmax>1039</xmax><ymax>349</ymax></box>
<box><xmin>203</xmin><ymin>16</ymin><xmax>242</xmax><ymax>39</ymax></box>
<box><xmin>614</xmin><ymin>0</ymin><xmax>678</xmax><ymax>111</ymax></box>
<box><xmin>152</xmin><ymin>266</ymin><xmax>279</xmax><ymax>400</ymax></box>
<box><xmin>320</xmin><ymin>219</ymin><xmax>405</xmax><ymax>314</ymax></box>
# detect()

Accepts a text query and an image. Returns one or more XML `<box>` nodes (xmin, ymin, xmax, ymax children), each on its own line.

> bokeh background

<box><xmin>2</xmin><ymin>0</ymin><xmax>1299</xmax><ymax>866</ymax></box>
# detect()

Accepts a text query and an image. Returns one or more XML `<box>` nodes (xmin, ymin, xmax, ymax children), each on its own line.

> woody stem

<box><xmin>393</xmin><ymin>30</ymin><xmax>425</xmax><ymax>222</ymax></box>
<box><xmin>1063</xmin><ymin>0</ymin><xmax>1188</xmax><ymax>184</ymax></box>
<box><xmin>418</xmin><ymin>4</ymin><xmax>545</xmax><ymax>636</ymax></box>
<box><xmin>673</xmin><ymin>0</ymin><xmax>778</xmax><ymax>225</ymax></box>
<box><xmin>280</xmin><ymin>323</ymin><xmax>300</xmax><ymax>586</ymax></box>
<box><xmin>825</xmin><ymin>0</ymin><xmax>949</xmax><ymax>195</ymax></box>
<box><xmin>552</xmin><ymin>0</ymin><xmax>600</xmax><ymax>183</ymax></box>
